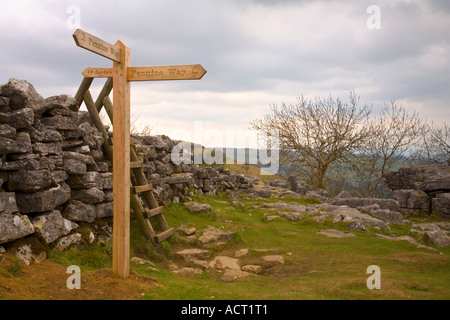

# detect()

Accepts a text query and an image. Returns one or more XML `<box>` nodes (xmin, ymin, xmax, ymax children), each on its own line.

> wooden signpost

<box><xmin>73</xmin><ymin>29</ymin><xmax>206</xmax><ymax>279</ymax></box>
<box><xmin>82</xmin><ymin>64</ymin><xmax>207</xmax><ymax>81</ymax></box>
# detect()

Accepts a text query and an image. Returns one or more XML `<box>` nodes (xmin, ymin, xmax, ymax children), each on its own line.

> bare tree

<box><xmin>415</xmin><ymin>122</ymin><xmax>450</xmax><ymax>164</ymax></box>
<box><xmin>349</xmin><ymin>101</ymin><xmax>426</xmax><ymax>197</ymax></box>
<box><xmin>250</xmin><ymin>92</ymin><xmax>371</xmax><ymax>189</ymax></box>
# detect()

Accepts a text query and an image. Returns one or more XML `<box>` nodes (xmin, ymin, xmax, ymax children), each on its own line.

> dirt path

<box><xmin>0</xmin><ymin>253</ymin><xmax>158</xmax><ymax>300</ymax></box>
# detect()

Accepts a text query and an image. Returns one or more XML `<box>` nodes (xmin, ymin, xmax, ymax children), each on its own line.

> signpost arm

<box><xmin>112</xmin><ymin>40</ymin><xmax>131</xmax><ymax>279</ymax></box>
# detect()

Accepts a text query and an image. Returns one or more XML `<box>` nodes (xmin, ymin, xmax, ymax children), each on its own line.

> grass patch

<box><xmin>1</xmin><ymin>258</ymin><xmax>24</xmax><ymax>278</ymax></box>
<box><xmin>41</xmin><ymin>191</ymin><xmax>450</xmax><ymax>300</ymax></box>
<box><xmin>48</xmin><ymin>242</ymin><xmax>112</xmax><ymax>271</ymax></box>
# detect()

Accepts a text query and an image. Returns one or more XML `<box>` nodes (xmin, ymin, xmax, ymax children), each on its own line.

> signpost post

<box><xmin>73</xmin><ymin>29</ymin><xmax>206</xmax><ymax>279</ymax></box>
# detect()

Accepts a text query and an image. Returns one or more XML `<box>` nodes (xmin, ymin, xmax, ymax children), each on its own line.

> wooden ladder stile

<box><xmin>76</xmin><ymin>77</ymin><xmax>174</xmax><ymax>246</ymax></box>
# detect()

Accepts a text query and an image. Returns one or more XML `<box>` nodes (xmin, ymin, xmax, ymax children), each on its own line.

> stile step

<box><xmin>130</xmin><ymin>160</ymin><xmax>144</xmax><ymax>168</ymax></box>
<box><xmin>154</xmin><ymin>228</ymin><xmax>174</xmax><ymax>243</ymax></box>
<box><xmin>132</xmin><ymin>184</ymin><xmax>153</xmax><ymax>194</ymax></box>
<box><xmin>143</xmin><ymin>206</ymin><xmax>165</xmax><ymax>218</ymax></box>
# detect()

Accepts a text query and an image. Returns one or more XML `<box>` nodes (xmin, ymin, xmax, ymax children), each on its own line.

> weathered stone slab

<box><xmin>0</xmin><ymin>124</ymin><xmax>16</xmax><ymax>139</ymax></box>
<box><xmin>32</xmin><ymin>210</ymin><xmax>78</xmax><ymax>244</ymax></box>
<box><xmin>317</xmin><ymin>229</ymin><xmax>355</xmax><ymax>238</ymax></box>
<box><xmin>62</xmin><ymin>200</ymin><xmax>96</xmax><ymax>223</ymax></box>
<box><xmin>71</xmin><ymin>187</ymin><xmax>105</xmax><ymax>204</ymax></box>
<box><xmin>0</xmin><ymin>108</ymin><xmax>34</xmax><ymax>129</ymax></box>
<box><xmin>0</xmin><ymin>213</ymin><xmax>34</xmax><ymax>244</ymax></box>
<box><xmin>432</xmin><ymin>193</ymin><xmax>450</xmax><ymax>217</ymax></box>
<box><xmin>8</xmin><ymin>170</ymin><xmax>53</xmax><ymax>192</ymax></box>
<box><xmin>0</xmin><ymin>79</ymin><xmax>44</xmax><ymax>111</ymax></box>
<box><xmin>16</xmin><ymin>182</ymin><xmax>71</xmax><ymax>213</ymax></box>
<box><xmin>392</xmin><ymin>189</ymin><xmax>431</xmax><ymax>214</ymax></box>
<box><xmin>184</xmin><ymin>201</ymin><xmax>211</xmax><ymax>213</ymax></box>
<box><xmin>95</xmin><ymin>202</ymin><xmax>113</xmax><ymax>218</ymax></box>
<box><xmin>0</xmin><ymin>192</ymin><xmax>19</xmax><ymax>214</ymax></box>
<box><xmin>197</xmin><ymin>226</ymin><xmax>234</xmax><ymax>247</ymax></box>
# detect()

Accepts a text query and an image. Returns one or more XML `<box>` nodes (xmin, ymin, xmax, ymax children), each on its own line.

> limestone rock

<box><xmin>15</xmin><ymin>244</ymin><xmax>46</xmax><ymax>265</ymax></box>
<box><xmin>317</xmin><ymin>229</ymin><xmax>356</xmax><ymax>238</ymax></box>
<box><xmin>28</xmin><ymin>124</ymin><xmax>63</xmax><ymax>142</ymax></box>
<box><xmin>375</xmin><ymin>234</ymin><xmax>420</xmax><ymax>246</ymax></box>
<box><xmin>0</xmin><ymin>79</ymin><xmax>44</xmax><ymax>112</ymax></box>
<box><xmin>71</xmin><ymin>187</ymin><xmax>105</xmax><ymax>204</ymax></box>
<box><xmin>176</xmin><ymin>248</ymin><xmax>211</xmax><ymax>263</ymax></box>
<box><xmin>0</xmin><ymin>132</ymin><xmax>32</xmax><ymax>154</ymax></box>
<box><xmin>322</xmin><ymin>206</ymin><xmax>388</xmax><ymax>229</ymax></box>
<box><xmin>0</xmin><ymin>123</ymin><xmax>16</xmax><ymax>139</ymax></box>
<box><xmin>165</xmin><ymin>173</ymin><xmax>195</xmax><ymax>185</ymax></box>
<box><xmin>54</xmin><ymin>233</ymin><xmax>82</xmax><ymax>251</ymax></box>
<box><xmin>63</xmin><ymin>158</ymin><xmax>87</xmax><ymax>175</ymax></box>
<box><xmin>96</xmin><ymin>202</ymin><xmax>113</xmax><ymax>219</ymax></box>
<box><xmin>7</xmin><ymin>170</ymin><xmax>53</xmax><ymax>192</ymax></box>
<box><xmin>305</xmin><ymin>190</ymin><xmax>329</xmax><ymax>202</ymax></box>
<box><xmin>262</xmin><ymin>255</ymin><xmax>285</xmax><ymax>264</ymax></box>
<box><xmin>184</xmin><ymin>201</ymin><xmax>211</xmax><ymax>213</ymax></box>
<box><xmin>176</xmin><ymin>224</ymin><xmax>196</xmax><ymax>236</ymax></box>
<box><xmin>235</xmin><ymin>248</ymin><xmax>249</xmax><ymax>258</ymax></box>
<box><xmin>220</xmin><ymin>269</ymin><xmax>251</xmax><ymax>282</ymax></box>
<box><xmin>330</xmin><ymin>197</ymin><xmax>399</xmax><ymax>212</ymax></box>
<box><xmin>277</xmin><ymin>211</ymin><xmax>304</xmax><ymax>221</ymax></box>
<box><xmin>62</xmin><ymin>200</ymin><xmax>96</xmax><ymax>223</ymax></box>
<box><xmin>432</xmin><ymin>193</ymin><xmax>450</xmax><ymax>217</ymax></box>
<box><xmin>384</xmin><ymin>164</ymin><xmax>450</xmax><ymax>194</ymax></box>
<box><xmin>16</xmin><ymin>182</ymin><xmax>71</xmax><ymax>213</ymax></box>
<box><xmin>242</xmin><ymin>265</ymin><xmax>262</xmax><ymax>274</ymax></box>
<box><xmin>0</xmin><ymin>192</ymin><xmax>19</xmax><ymax>214</ymax></box>
<box><xmin>0</xmin><ymin>213</ymin><xmax>35</xmax><ymax>244</ymax></box>
<box><xmin>208</xmin><ymin>256</ymin><xmax>240</xmax><ymax>270</ymax></box>
<box><xmin>269</xmin><ymin>179</ymin><xmax>287</xmax><ymax>188</ymax></box>
<box><xmin>171</xmin><ymin>267</ymin><xmax>203</xmax><ymax>276</ymax></box>
<box><xmin>39</xmin><ymin>94</ymin><xmax>78</xmax><ymax>115</ymax></box>
<box><xmin>197</xmin><ymin>226</ymin><xmax>234</xmax><ymax>247</ymax></box>
<box><xmin>0</xmin><ymin>108</ymin><xmax>34</xmax><ymax>129</ymax></box>
<box><xmin>424</xmin><ymin>229</ymin><xmax>450</xmax><ymax>248</ymax></box>
<box><xmin>32</xmin><ymin>210</ymin><xmax>78</xmax><ymax>244</ymax></box>
<box><xmin>262</xmin><ymin>201</ymin><xmax>306</xmax><ymax>212</ymax></box>
<box><xmin>393</xmin><ymin>189</ymin><xmax>431</xmax><ymax>214</ymax></box>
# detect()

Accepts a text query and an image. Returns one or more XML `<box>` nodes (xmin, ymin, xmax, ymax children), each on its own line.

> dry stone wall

<box><xmin>0</xmin><ymin>79</ymin><xmax>112</xmax><ymax>248</ymax></box>
<box><xmin>0</xmin><ymin>79</ymin><xmax>257</xmax><ymax>250</ymax></box>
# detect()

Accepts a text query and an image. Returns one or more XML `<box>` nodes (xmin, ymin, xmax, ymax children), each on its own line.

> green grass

<box><xmin>1</xmin><ymin>258</ymin><xmax>24</xmax><ymax>278</ymax></box>
<box><xmin>48</xmin><ymin>192</ymin><xmax>450</xmax><ymax>300</ymax></box>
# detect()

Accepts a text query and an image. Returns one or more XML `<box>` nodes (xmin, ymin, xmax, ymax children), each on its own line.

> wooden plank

<box><xmin>83</xmin><ymin>91</ymin><xmax>114</xmax><ymax>160</ymax></box>
<box><xmin>132</xmin><ymin>184</ymin><xmax>153</xmax><ymax>194</ymax></box>
<box><xmin>112</xmin><ymin>40</ymin><xmax>131</xmax><ymax>279</ymax></box>
<box><xmin>95</xmin><ymin>78</ymin><xmax>113</xmax><ymax>112</ymax></box>
<box><xmin>145</xmin><ymin>206</ymin><xmax>164</xmax><ymax>218</ymax></box>
<box><xmin>154</xmin><ymin>228</ymin><xmax>175</xmax><ymax>243</ymax></box>
<box><xmin>82</xmin><ymin>68</ymin><xmax>113</xmax><ymax>78</ymax></box>
<box><xmin>130</xmin><ymin>193</ymin><xmax>156</xmax><ymax>244</ymax></box>
<box><xmin>74</xmin><ymin>77</ymin><xmax>93</xmax><ymax>109</ymax></box>
<box><xmin>129</xmin><ymin>64</ymin><xmax>207</xmax><ymax>81</ymax></box>
<box><xmin>103</xmin><ymin>96</ymin><xmax>114</xmax><ymax>123</ymax></box>
<box><xmin>130</xmin><ymin>160</ymin><xmax>143</xmax><ymax>168</ymax></box>
<box><xmin>82</xmin><ymin>64</ymin><xmax>207</xmax><ymax>81</ymax></box>
<box><xmin>73</xmin><ymin>29</ymin><xmax>120</xmax><ymax>62</ymax></box>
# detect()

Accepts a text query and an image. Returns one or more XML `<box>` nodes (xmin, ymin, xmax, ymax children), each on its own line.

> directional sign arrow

<box><xmin>128</xmin><ymin>64</ymin><xmax>207</xmax><ymax>81</ymax></box>
<box><xmin>73</xmin><ymin>29</ymin><xmax>121</xmax><ymax>62</ymax></box>
<box><xmin>82</xmin><ymin>64</ymin><xmax>207</xmax><ymax>81</ymax></box>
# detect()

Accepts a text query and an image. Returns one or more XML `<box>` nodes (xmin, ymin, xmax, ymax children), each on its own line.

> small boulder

<box><xmin>197</xmin><ymin>226</ymin><xmax>234</xmax><ymax>248</ymax></box>
<box><xmin>184</xmin><ymin>201</ymin><xmax>211</xmax><ymax>213</ymax></box>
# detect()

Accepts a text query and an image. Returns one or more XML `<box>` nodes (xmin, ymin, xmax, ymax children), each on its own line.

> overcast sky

<box><xmin>1</xmin><ymin>0</ymin><xmax>449</xmax><ymax>148</ymax></box>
